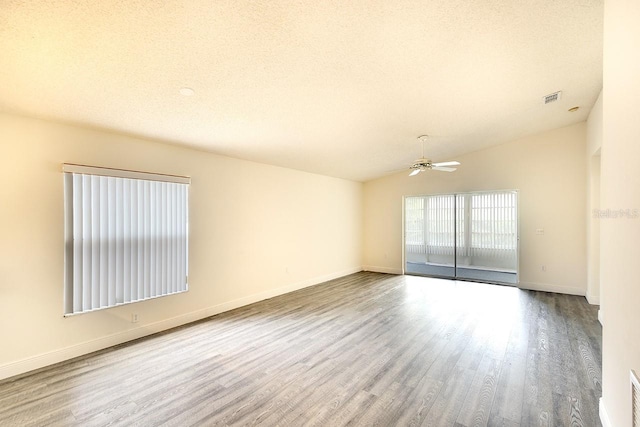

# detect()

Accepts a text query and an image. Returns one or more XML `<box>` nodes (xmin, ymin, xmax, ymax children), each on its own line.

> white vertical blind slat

<box><xmin>123</xmin><ymin>179</ymin><xmax>131</xmax><ymax>304</ymax></box>
<box><xmin>175</xmin><ymin>184</ymin><xmax>181</xmax><ymax>292</ymax></box>
<box><xmin>420</xmin><ymin>197</ymin><xmax>425</xmax><ymax>255</ymax></box>
<box><xmin>437</xmin><ymin>196</ymin><xmax>441</xmax><ymax>254</ymax></box>
<box><xmin>177</xmin><ymin>185</ymin><xmax>183</xmax><ymax>291</ymax></box>
<box><xmin>72</xmin><ymin>174</ymin><xmax>83</xmax><ymax>313</ymax></box>
<box><xmin>439</xmin><ymin>196</ymin><xmax>442</xmax><ymax>254</ymax></box>
<box><xmin>149</xmin><ymin>183</ymin><xmax>157</xmax><ymax>298</ymax></box>
<box><xmin>168</xmin><ymin>183</ymin><xmax>175</xmax><ymax>294</ymax></box>
<box><xmin>434</xmin><ymin>196</ymin><xmax>438</xmax><ymax>255</ymax></box>
<box><xmin>155</xmin><ymin>184</ymin><xmax>161</xmax><ymax>298</ymax></box>
<box><xmin>99</xmin><ymin>178</ymin><xmax>108</xmax><ymax>307</ymax></box>
<box><xmin>136</xmin><ymin>180</ymin><xmax>144</xmax><ymax>300</ymax></box>
<box><xmin>107</xmin><ymin>177</ymin><xmax>116</xmax><ymax>306</ymax></box>
<box><xmin>130</xmin><ymin>181</ymin><xmax>138</xmax><ymax>302</ymax></box>
<box><xmin>82</xmin><ymin>175</ymin><xmax>92</xmax><ymax>311</ymax></box>
<box><xmin>165</xmin><ymin>184</ymin><xmax>175</xmax><ymax>294</ymax></box>
<box><xmin>500</xmin><ymin>193</ymin><xmax>505</xmax><ymax>253</ymax></box>
<box><xmin>143</xmin><ymin>180</ymin><xmax>151</xmax><ymax>300</ymax></box>
<box><xmin>491</xmin><ymin>193</ymin><xmax>496</xmax><ymax>258</ymax></box>
<box><xmin>431</xmin><ymin>196</ymin><xmax>435</xmax><ymax>255</ymax></box>
<box><xmin>115</xmin><ymin>178</ymin><xmax>124</xmax><ymax>304</ymax></box>
<box><xmin>165</xmin><ymin>184</ymin><xmax>171</xmax><ymax>293</ymax></box>
<box><xmin>183</xmin><ymin>186</ymin><xmax>189</xmax><ymax>287</ymax></box>
<box><xmin>161</xmin><ymin>184</ymin><xmax>168</xmax><ymax>296</ymax></box>
<box><xmin>91</xmin><ymin>176</ymin><xmax>100</xmax><ymax>309</ymax></box>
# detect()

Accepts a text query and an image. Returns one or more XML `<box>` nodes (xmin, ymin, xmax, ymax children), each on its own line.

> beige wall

<box><xmin>0</xmin><ymin>113</ymin><xmax>363</xmax><ymax>379</ymax></box>
<box><xmin>600</xmin><ymin>0</ymin><xmax>640</xmax><ymax>424</ymax></box>
<box><xmin>363</xmin><ymin>123</ymin><xmax>587</xmax><ymax>295</ymax></box>
<box><xmin>586</xmin><ymin>91</ymin><xmax>603</xmax><ymax>306</ymax></box>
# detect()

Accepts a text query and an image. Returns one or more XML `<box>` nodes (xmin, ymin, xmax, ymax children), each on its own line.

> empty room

<box><xmin>1</xmin><ymin>1</ymin><xmax>638</xmax><ymax>426</ymax></box>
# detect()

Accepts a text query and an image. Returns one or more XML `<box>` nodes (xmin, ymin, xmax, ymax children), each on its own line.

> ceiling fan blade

<box><xmin>409</xmin><ymin>169</ymin><xmax>421</xmax><ymax>176</ymax></box>
<box><xmin>432</xmin><ymin>161</ymin><xmax>460</xmax><ymax>167</ymax></box>
<box><xmin>432</xmin><ymin>166</ymin><xmax>457</xmax><ymax>172</ymax></box>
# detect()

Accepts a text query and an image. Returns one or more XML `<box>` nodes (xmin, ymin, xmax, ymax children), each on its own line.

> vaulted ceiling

<box><xmin>0</xmin><ymin>0</ymin><xmax>603</xmax><ymax>182</ymax></box>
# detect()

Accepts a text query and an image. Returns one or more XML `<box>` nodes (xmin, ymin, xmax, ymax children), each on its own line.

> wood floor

<box><xmin>0</xmin><ymin>272</ymin><xmax>602</xmax><ymax>427</ymax></box>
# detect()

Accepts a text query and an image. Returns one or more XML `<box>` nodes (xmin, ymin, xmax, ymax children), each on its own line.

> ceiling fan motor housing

<box><xmin>412</xmin><ymin>159</ymin><xmax>433</xmax><ymax>170</ymax></box>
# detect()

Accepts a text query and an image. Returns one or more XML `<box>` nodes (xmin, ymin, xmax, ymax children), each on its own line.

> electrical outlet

<box><xmin>131</xmin><ymin>313</ymin><xmax>139</xmax><ymax>323</ymax></box>
<box><xmin>536</xmin><ymin>228</ymin><xmax>545</xmax><ymax>235</ymax></box>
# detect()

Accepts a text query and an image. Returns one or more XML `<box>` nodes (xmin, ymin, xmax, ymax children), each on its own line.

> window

<box><xmin>63</xmin><ymin>164</ymin><xmax>190</xmax><ymax>315</ymax></box>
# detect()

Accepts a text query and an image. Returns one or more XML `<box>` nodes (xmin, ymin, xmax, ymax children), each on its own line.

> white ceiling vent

<box><xmin>543</xmin><ymin>91</ymin><xmax>562</xmax><ymax>104</ymax></box>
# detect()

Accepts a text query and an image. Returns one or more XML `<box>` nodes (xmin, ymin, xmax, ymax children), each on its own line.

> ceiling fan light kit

<box><xmin>408</xmin><ymin>136</ymin><xmax>460</xmax><ymax>176</ymax></box>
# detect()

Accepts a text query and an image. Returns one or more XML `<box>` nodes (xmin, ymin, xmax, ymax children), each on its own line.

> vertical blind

<box><xmin>425</xmin><ymin>194</ymin><xmax>457</xmax><ymax>255</ymax></box>
<box><xmin>405</xmin><ymin>197</ymin><xmax>424</xmax><ymax>253</ymax></box>
<box><xmin>470</xmin><ymin>192</ymin><xmax>518</xmax><ymax>259</ymax></box>
<box><xmin>405</xmin><ymin>194</ymin><xmax>465</xmax><ymax>256</ymax></box>
<box><xmin>63</xmin><ymin>164</ymin><xmax>190</xmax><ymax>315</ymax></box>
<box><xmin>405</xmin><ymin>191</ymin><xmax>517</xmax><ymax>260</ymax></box>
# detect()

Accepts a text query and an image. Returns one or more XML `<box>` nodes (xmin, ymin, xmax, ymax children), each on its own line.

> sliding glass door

<box><xmin>404</xmin><ymin>190</ymin><xmax>518</xmax><ymax>285</ymax></box>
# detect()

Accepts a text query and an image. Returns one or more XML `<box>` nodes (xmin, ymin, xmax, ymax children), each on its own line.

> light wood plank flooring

<box><xmin>0</xmin><ymin>272</ymin><xmax>602</xmax><ymax>426</ymax></box>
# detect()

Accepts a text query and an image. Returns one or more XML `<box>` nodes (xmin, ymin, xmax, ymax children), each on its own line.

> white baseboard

<box><xmin>0</xmin><ymin>267</ymin><xmax>362</xmax><ymax>382</ymax></box>
<box><xmin>518</xmin><ymin>281</ymin><xmax>586</xmax><ymax>297</ymax></box>
<box><xmin>599</xmin><ymin>398</ymin><xmax>611</xmax><ymax>427</ymax></box>
<box><xmin>598</xmin><ymin>309</ymin><xmax>603</xmax><ymax>325</ymax></box>
<box><xmin>586</xmin><ymin>293</ymin><xmax>601</xmax><ymax>305</ymax></box>
<box><xmin>362</xmin><ymin>265</ymin><xmax>403</xmax><ymax>275</ymax></box>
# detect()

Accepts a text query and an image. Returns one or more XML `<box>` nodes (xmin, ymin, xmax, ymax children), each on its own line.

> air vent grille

<box><xmin>632</xmin><ymin>370</ymin><xmax>640</xmax><ymax>426</ymax></box>
<box><xmin>543</xmin><ymin>91</ymin><xmax>562</xmax><ymax>104</ymax></box>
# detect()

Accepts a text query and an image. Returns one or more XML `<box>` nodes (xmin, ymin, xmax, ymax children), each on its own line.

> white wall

<box><xmin>0</xmin><ymin>113</ymin><xmax>363</xmax><ymax>379</ymax></box>
<box><xmin>587</xmin><ymin>91</ymin><xmax>604</xmax><ymax>157</ymax></box>
<box><xmin>586</xmin><ymin>90</ymin><xmax>603</xmax><ymax>306</ymax></box>
<box><xmin>600</xmin><ymin>0</ymin><xmax>640</xmax><ymax>425</ymax></box>
<box><xmin>363</xmin><ymin>123</ymin><xmax>587</xmax><ymax>296</ymax></box>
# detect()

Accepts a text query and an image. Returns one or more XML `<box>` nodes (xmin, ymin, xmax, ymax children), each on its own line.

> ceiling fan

<box><xmin>409</xmin><ymin>135</ymin><xmax>460</xmax><ymax>176</ymax></box>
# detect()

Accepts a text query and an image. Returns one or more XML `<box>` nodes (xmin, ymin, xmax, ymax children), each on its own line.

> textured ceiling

<box><xmin>0</xmin><ymin>0</ymin><xmax>603</xmax><ymax>182</ymax></box>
